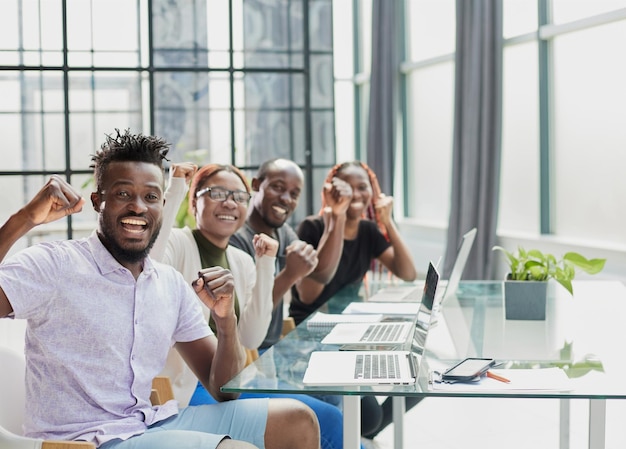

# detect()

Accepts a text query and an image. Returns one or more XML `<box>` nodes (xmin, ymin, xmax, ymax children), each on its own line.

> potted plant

<box><xmin>492</xmin><ymin>246</ymin><xmax>606</xmax><ymax>320</ymax></box>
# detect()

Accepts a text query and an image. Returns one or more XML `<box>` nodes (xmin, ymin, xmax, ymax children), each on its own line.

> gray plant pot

<box><xmin>503</xmin><ymin>280</ymin><xmax>548</xmax><ymax>320</ymax></box>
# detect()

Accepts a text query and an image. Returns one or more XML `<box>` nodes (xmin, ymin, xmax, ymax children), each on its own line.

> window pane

<box><xmin>67</xmin><ymin>0</ymin><xmax>143</xmax><ymax>67</ymax></box>
<box><xmin>311</xmin><ymin>111</ymin><xmax>335</xmax><ymax>165</ymax></box>
<box><xmin>503</xmin><ymin>0</ymin><xmax>537</xmax><ymax>38</ymax></box>
<box><xmin>153</xmin><ymin>0</ymin><xmax>214</xmax><ymax>68</ymax></box>
<box><xmin>68</xmin><ymin>72</ymin><xmax>145</xmax><ymax>169</ymax></box>
<box><xmin>153</xmin><ymin>72</ymin><xmax>233</xmax><ymax>164</ymax></box>
<box><xmin>240</xmin><ymin>0</ymin><xmax>305</xmax><ymax>69</ymax></box>
<box><xmin>552</xmin><ymin>21</ymin><xmax>626</xmax><ymax>245</ymax></box>
<box><xmin>357</xmin><ymin>0</ymin><xmax>372</xmax><ymax>73</ymax></box>
<box><xmin>499</xmin><ymin>42</ymin><xmax>540</xmax><ymax>234</ymax></box>
<box><xmin>0</xmin><ymin>71</ymin><xmax>66</xmax><ymax>171</ymax></box>
<box><xmin>334</xmin><ymin>81</ymin><xmax>355</xmax><ymax>162</ymax></box>
<box><xmin>552</xmin><ymin>0</ymin><xmax>626</xmax><ymax>24</ymax></box>
<box><xmin>407</xmin><ymin>0</ymin><xmax>456</xmax><ymax>61</ymax></box>
<box><xmin>406</xmin><ymin>63</ymin><xmax>454</xmax><ymax>224</ymax></box>
<box><xmin>332</xmin><ymin>0</ymin><xmax>355</xmax><ymax>78</ymax></box>
<box><xmin>0</xmin><ymin>0</ymin><xmax>64</xmax><ymax>66</ymax></box>
<box><xmin>310</xmin><ymin>0</ymin><xmax>333</xmax><ymax>52</ymax></box>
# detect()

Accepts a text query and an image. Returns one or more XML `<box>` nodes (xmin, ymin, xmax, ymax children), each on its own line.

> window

<box><xmin>0</xmin><ymin>0</ymin><xmax>335</xmax><ymax>238</ymax></box>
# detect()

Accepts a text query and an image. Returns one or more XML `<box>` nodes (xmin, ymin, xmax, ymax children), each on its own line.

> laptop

<box><xmin>320</xmin><ymin>320</ymin><xmax>414</xmax><ymax>346</ymax></box>
<box><xmin>302</xmin><ymin>263</ymin><xmax>440</xmax><ymax>386</ymax></box>
<box><xmin>321</xmin><ymin>262</ymin><xmax>439</xmax><ymax>347</ymax></box>
<box><xmin>367</xmin><ymin>227</ymin><xmax>476</xmax><ymax>304</ymax></box>
<box><xmin>439</xmin><ymin>227</ymin><xmax>477</xmax><ymax>301</ymax></box>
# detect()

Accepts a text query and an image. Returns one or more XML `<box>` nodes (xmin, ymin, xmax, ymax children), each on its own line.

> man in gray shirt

<box><xmin>229</xmin><ymin>159</ymin><xmax>317</xmax><ymax>349</ymax></box>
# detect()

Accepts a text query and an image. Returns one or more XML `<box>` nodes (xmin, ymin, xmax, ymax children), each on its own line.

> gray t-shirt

<box><xmin>230</xmin><ymin>222</ymin><xmax>299</xmax><ymax>349</ymax></box>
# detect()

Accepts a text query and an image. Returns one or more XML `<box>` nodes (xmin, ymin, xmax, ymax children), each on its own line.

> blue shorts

<box><xmin>100</xmin><ymin>399</ymin><xmax>269</xmax><ymax>449</ymax></box>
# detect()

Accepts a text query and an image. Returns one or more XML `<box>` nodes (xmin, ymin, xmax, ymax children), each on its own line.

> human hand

<box><xmin>192</xmin><ymin>267</ymin><xmax>236</xmax><ymax>319</ymax></box>
<box><xmin>284</xmin><ymin>240</ymin><xmax>318</xmax><ymax>279</ymax></box>
<box><xmin>374</xmin><ymin>193</ymin><xmax>393</xmax><ymax>225</ymax></box>
<box><xmin>21</xmin><ymin>175</ymin><xmax>85</xmax><ymax>227</ymax></box>
<box><xmin>253</xmin><ymin>233</ymin><xmax>279</xmax><ymax>258</ymax></box>
<box><xmin>170</xmin><ymin>162</ymin><xmax>198</xmax><ymax>184</ymax></box>
<box><xmin>322</xmin><ymin>177</ymin><xmax>352</xmax><ymax>216</ymax></box>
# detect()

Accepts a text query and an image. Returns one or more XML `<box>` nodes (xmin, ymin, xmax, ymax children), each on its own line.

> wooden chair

<box><xmin>282</xmin><ymin>317</ymin><xmax>296</xmax><ymax>337</ymax></box>
<box><xmin>0</xmin><ymin>346</ymin><xmax>175</xmax><ymax>449</ymax></box>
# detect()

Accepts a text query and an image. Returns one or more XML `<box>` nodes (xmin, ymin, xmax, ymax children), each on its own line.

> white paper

<box><xmin>429</xmin><ymin>368</ymin><xmax>572</xmax><ymax>392</ymax></box>
<box><xmin>342</xmin><ymin>302</ymin><xmax>419</xmax><ymax>316</ymax></box>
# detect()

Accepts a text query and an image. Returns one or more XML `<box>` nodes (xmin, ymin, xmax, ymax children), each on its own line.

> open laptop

<box><xmin>320</xmin><ymin>319</ymin><xmax>414</xmax><ymax>346</ymax></box>
<box><xmin>321</xmin><ymin>261</ymin><xmax>440</xmax><ymax>347</ymax></box>
<box><xmin>367</xmin><ymin>227</ymin><xmax>476</xmax><ymax>304</ymax></box>
<box><xmin>438</xmin><ymin>227</ymin><xmax>477</xmax><ymax>302</ymax></box>
<box><xmin>302</xmin><ymin>263</ymin><xmax>439</xmax><ymax>386</ymax></box>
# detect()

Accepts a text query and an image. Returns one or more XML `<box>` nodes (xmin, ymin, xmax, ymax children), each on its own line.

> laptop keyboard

<box><xmin>354</xmin><ymin>353</ymin><xmax>401</xmax><ymax>380</ymax></box>
<box><xmin>361</xmin><ymin>323</ymin><xmax>405</xmax><ymax>342</ymax></box>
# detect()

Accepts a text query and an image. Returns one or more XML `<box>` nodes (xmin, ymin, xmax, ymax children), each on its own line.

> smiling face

<box><xmin>252</xmin><ymin>159</ymin><xmax>303</xmax><ymax>231</ymax></box>
<box><xmin>193</xmin><ymin>170</ymin><xmax>249</xmax><ymax>248</ymax></box>
<box><xmin>91</xmin><ymin>161</ymin><xmax>164</xmax><ymax>266</ymax></box>
<box><xmin>335</xmin><ymin>164</ymin><xmax>372</xmax><ymax>220</ymax></box>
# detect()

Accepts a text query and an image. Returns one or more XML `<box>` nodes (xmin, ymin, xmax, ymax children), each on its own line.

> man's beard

<box><xmin>262</xmin><ymin>210</ymin><xmax>287</xmax><ymax>230</ymax></box>
<box><xmin>98</xmin><ymin>220</ymin><xmax>161</xmax><ymax>264</ymax></box>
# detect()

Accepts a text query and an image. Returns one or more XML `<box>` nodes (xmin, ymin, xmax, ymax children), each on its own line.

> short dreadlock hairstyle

<box><xmin>90</xmin><ymin>129</ymin><xmax>170</xmax><ymax>192</ymax></box>
<box><xmin>320</xmin><ymin>160</ymin><xmax>388</xmax><ymax>241</ymax></box>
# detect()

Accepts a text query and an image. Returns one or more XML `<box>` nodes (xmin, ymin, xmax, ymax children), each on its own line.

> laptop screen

<box><xmin>403</xmin><ymin>262</ymin><xmax>439</xmax><ymax>353</ymax></box>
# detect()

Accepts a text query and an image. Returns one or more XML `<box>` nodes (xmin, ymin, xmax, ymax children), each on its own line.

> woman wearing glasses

<box><xmin>153</xmin><ymin>163</ymin><xmax>353</xmax><ymax>449</ymax></box>
<box><xmin>151</xmin><ymin>162</ymin><xmax>278</xmax><ymax>406</ymax></box>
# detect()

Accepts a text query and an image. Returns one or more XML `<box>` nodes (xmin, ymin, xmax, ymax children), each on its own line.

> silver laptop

<box><xmin>439</xmin><ymin>227</ymin><xmax>477</xmax><ymax>301</ymax></box>
<box><xmin>302</xmin><ymin>263</ymin><xmax>440</xmax><ymax>386</ymax></box>
<box><xmin>320</xmin><ymin>321</ymin><xmax>414</xmax><ymax>346</ymax></box>
<box><xmin>321</xmin><ymin>262</ymin><xmax>441</xmax><ymax>346</ymax></box>
<box><xmin>302</xmin><ymin>350</ymin><xmax>419</xmax><ymax>386</ymax></box>
<box><xmin>367</xmin><ymin>227</ymin><xmax>476</xmax><ymax>304</ymax></box>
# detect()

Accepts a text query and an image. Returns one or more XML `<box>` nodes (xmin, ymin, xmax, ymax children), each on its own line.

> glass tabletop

<box><xmin>222</xmin><ymin>280</ymin><xmax>626</xmax><ymax>400</ymax></box>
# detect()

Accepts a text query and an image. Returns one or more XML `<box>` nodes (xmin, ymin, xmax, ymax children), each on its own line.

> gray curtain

<box><xmin>443</xmin><ymin>0</ymin><xmax>503</xmax><ymax>280</ymax></box>
<box><xmin>365</xmin><ymin>0</ymin><xmax>399</xmax><ymax>195</ymax></box>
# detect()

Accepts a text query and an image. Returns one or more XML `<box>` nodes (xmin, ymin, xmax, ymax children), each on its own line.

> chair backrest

<box><xmin>0</xmin><ymin>346</ymin><xmax>27</xmax><ymax>435</ymax></box>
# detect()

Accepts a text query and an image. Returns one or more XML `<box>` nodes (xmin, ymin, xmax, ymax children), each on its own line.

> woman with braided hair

<box><xmin>288</xmin><ymin>160</ymin><xmax>419</xmax><ymax>441</ymax></box>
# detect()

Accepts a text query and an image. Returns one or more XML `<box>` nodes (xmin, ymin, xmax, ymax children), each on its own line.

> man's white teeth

<box><xmin>217</xmin><ymin>215</ymin><xmax>236</xmax><ymax>221</ymax></box>
<box><xmin>272</xmin><ymin>206</ymin><xmax>287</xmax><ymax>215</ymax></box>
<box><xmin>121</xmin><ymin>218</ymin><xmax>147</xmax><ymax>225</ymax></box>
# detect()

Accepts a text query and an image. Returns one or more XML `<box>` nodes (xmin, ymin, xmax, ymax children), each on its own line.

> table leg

<box><xmin>588</xmin><ymin>399</ymin><xmax>606</xmax><ymax>449</ymax></box>
<box><xmin>560</xmin><ymin>398</ymin><xmax>570</xmax><ymax>449</ymax></box>
<box><xmin>343</xmin><ymin>395</ymin><xmax>361</xmax><ymax>449</ymax></box>
<box><xmin>392</xmin><ymin>396</ymin><xmax>405</xmax><ymax>449</ymax></box>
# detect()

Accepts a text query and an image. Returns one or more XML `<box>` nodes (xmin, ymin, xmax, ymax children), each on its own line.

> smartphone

<box><xmin>441</xmin><ymin>357</ymin><xmax>495</xmax><ymax>382</ymax></box>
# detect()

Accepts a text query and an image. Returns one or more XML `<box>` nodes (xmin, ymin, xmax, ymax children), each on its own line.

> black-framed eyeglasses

<box><xmin>195</xmin><ymin>186</ymin><xmax>251</xmax><ymax>204</ymax></box>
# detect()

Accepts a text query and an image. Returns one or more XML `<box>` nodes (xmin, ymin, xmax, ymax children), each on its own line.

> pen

<box><xmin>486</xmin><ymin>371</ymin><xmax>510</xmax><ymax>383</ymax></box>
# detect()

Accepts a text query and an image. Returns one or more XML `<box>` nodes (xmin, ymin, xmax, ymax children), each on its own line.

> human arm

<box><xmin>0</xmin><ymin>175</ymin><xmax>84</xmax><ymax>318</ymax></box>
<box><xmin>271</xmin><ymin>240</ymin><xmax>318</xmax><ymax>305</ymax></box>
<box><xmin>178</xmin><ymin>267</ymin><xmax>246</xmax><ymax>401</ymax></box>
<box><xmin>292</xmin><ymin>218</ymin><xmax>331</xmax><ymax>305</ymax></box>
<box><xmin>306</xmin><ymin>177</ymin><xmax>351</xmax><ymax>283</ymax></box>
<box><xmin>229</xmin><ymin>237</ymin><xmax>276</xmax><ymax>349</ymax></box>
<box><xmin>374</xmin><ymin>194</ymin><xmax>418</xmax><ymax>281</ymax></box>
<box><xmin>0</xmin><ymin>175</ymin><xmax>84</xmax><ymax>263</ymax></box>
<box><xmin>150</xmin><ymin>163</ymin><xmax>197</xmax><ymax>262</ymax></box>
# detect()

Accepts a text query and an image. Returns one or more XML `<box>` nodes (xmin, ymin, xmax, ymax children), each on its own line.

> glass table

<box><xmin>222</xmin><ymin>280</ymin><xmax>626</xmax><ymax>449</ymax></box>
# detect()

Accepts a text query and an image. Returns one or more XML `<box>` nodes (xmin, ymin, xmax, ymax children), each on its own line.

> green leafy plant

<box><xmin>492</xmin><ymin>246</ymin><xmax>606</xmax><ymax>295</ymax></box>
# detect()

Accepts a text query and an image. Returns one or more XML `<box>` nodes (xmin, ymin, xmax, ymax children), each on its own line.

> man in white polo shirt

<box><xmin>0</xmin><ymin>129</ymin><xmax>320</xmax><ymax>449</ymax></box>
